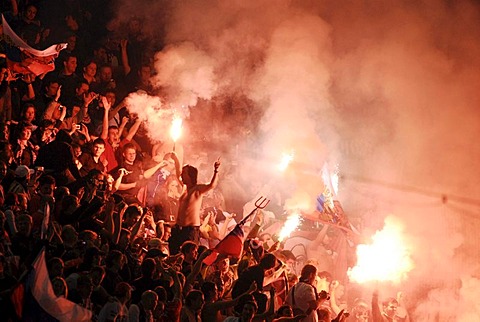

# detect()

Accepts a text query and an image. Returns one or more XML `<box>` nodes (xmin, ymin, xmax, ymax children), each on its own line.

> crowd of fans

<box><xmin>0</xmin><ymin>1</ymin><xmax>411</xmax><ymax>321</ymax></box>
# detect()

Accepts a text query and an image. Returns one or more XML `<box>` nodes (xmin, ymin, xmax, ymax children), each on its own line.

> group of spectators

<box><xmin>0</xmin><ymin>1</ymin><xmax>411</xmax><ymax>321</ymax></box>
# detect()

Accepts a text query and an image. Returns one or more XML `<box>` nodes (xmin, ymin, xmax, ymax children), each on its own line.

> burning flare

<box><xmin>277</xmin><ymin>151</ymin><xmax>295</xmax><ymax>172</ymax></box>
<box><xmin>278</xmin><ymin>213</ymin><xmax>301</xmax><ymax>242</ymax></box>
<box><xmin>348</xmin><ymin>216</ymin><xmax>414</xmax><ymax>284</ymax></box>
<box><xmin>170</xmin><ymin>117</ymin><xmax>183</xmax><ymax>142</ymax></box>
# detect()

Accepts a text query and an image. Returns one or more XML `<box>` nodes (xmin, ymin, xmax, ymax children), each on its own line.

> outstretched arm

<box><xmin>120</xmin><ymin>39</ymin><xmax>131</xmax><ymax>76</ymax></box>
<box><xmin>143</xmin><ymin>159</ymin><xmax>168</xmax><ymax>180</ymax></box>
<box><xmin>100</xmin><ymin>96</ymin><xmax>112</xmax><ymax>140</ymax></box>
<box><xmin>185</xmin><ymin>250</ymin><xmax>213</xmax><ymax>292</ymax></box>
<box><xmin>124</xmin><ymin>117</ymin><xmax>142</xmax><ymax>142</ymax></box>
<box><xmin>198</xmin><ymin>159</ymin><xmax>221</xmax><ymax>194</ymax></box>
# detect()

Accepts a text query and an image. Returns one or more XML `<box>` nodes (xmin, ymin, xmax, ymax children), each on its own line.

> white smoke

<box><xmin>113</xmin><ymin>0</ymin><xmax>480</xmax><ymax>319</ymax></box>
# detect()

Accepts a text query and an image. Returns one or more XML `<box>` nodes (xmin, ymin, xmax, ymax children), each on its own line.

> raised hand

<box><xmin>23</xmin><ymin>73</ymin><xmax>35</xmax><ymax>84</ymax></box>
<box><xmin>101</xmin><ymin>95</ymin><xmax>111</xmax><ymax>111</ymax></box>
<box><xmin>55</xmin><ymin>85</ymin><xmax>62</xmax><ymax>101</ymax></box>
<box><xmin>214</xmin><ymin>157</ymin><xmax>221</xmax><ymax>171</ymax></box>
<box><xmin>120</xmin><ymin>39</ymin><xmax>128</xmax><ymax>50</ymax></box>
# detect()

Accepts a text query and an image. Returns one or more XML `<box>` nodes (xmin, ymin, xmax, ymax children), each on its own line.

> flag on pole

<box><xmin>1</xmin><ymin>14</ymin><xmax>67</xmax><ymax>76</ymax></box>
<box><xmin>203</xmin><ymin>223</ymin><xmax>246</xmax><ymax>265</ymax></box>
<box><xmin>203</xmin><ymin>208</ymin><xmax>260</xmax><ymax>265</ymax></box>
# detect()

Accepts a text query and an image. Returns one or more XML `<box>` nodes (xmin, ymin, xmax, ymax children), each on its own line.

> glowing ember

<box><xmin>277</xmin><ymin>151</ymin><xmax>294</xmax><ymax>172</ymax></box>
<box><xmin>170</xmin><ymin>117</ymin><xmax>183</xmax><ymax>142</ymax></box>
<box><xmin>278</xmin><ymin>213</ymin><xmax>301</xmax><ymax>242</ymax></box>
<box><xmin>348</xmin><ymin>216</ymin><xmax>414</xmax><ymax>284</ymax></box>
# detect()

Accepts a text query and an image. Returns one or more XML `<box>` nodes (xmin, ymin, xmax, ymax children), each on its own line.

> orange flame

<box><xmin>348</xmin><ymin>216</ymin><xmax>414</xmax><ymax>284</ymax></box>
<box><xmin>278</xmin><ymin>213</ymin><xmax>301</xmax><ymax>242</ymax></box>
<box><xmin>170</xmin><ymin>117</ymin><xmax>183</xmax><ymax>142</ymax></box>
<box><xmin>278</xmin><ymin>151</ymin><xmax>294</xmax><ymax>172</ymax></box>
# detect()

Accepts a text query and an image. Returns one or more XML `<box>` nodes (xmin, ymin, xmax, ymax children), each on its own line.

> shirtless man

<box><xmin>169</xmin><ymin>160</ymin><xmax>220</xmax><ymax>254</ymax></box>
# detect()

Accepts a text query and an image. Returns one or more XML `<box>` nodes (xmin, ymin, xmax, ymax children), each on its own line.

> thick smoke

<box><xmin>113</xmin><ymin>0</ymin><xmax>480</xmax><ymax>319</ymax></box>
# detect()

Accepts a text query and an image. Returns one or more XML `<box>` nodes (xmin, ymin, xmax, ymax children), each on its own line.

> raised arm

<box><xmin>171</xmin><ymin>152</ymin><xmax>182</xmax><ymax>180</ymax></box>
<box><xmin>108</xmin><ymin>99</ymin><xmax>127</xmax><ymax>121</ymax></box>
<box><xmin>371</xmin><ymin>290</ymin><xmax>383</xmax><ymax>322</ymax></box>
<box><xmin>143</xmin><ymin>159</ymin><xmax>169</xmax><ymax>180</ymax></box>
<box><xmin>113</xmin><ymin>168</ymin><xmax>129</xmax><ymax>192</ymax></box>
<box><xmin>198</xmin><ymin>159</ymin><xmax>220</xmax><ymax>194</ymax></box>
<box><xmin>100</xmin><ymin>95</ymin><xmax>112</xmax><ymax>140</ymax></box>
<box><xmin>185</xmin><ymin>250</ymin><xmax>213</xmax><ymax>291</ymax></box>
<box><xmin>120</xmin><ymin>39</ymin><xmax>131</xmax><ymax>76</ymax></box>
<box><xmin>102</xmin><ymin>197</ymin><xmax>116</xmax><ymax>241</ymax></box>
<box><xmin>129</xmin><ymin>209</ymin><xmax>147</xmax><ymax>245</ymax></box>
<box><xmin>21</xmin><ymin>74</ymin><xmax>36</xmax><ymax>101</ymax></box>
<box><xmin>124</xmin><ymin>117</ymin><xmax>142</xmax><ymax>142</ymax></box>
<box><xmin>112</xmin><ymin>202</ymin><xmax>127</xmax><ymax>244</ymax></box>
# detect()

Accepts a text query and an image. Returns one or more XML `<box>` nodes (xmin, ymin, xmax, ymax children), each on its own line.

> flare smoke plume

<box><xmin>113</xmin><ymin>0</ymin><xmax>480</xmax><ymax>319</ymax></box>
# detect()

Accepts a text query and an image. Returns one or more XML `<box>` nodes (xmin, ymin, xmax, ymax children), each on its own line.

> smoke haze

<box><xmin>113</xmin><ymin>0</ymin><xmax>480</xmax><ymax>319</ymax></box>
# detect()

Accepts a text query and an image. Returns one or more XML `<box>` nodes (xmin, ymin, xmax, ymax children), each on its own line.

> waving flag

<box><xmin>21</xmin><ymin>248</ymin><xmax>92</xmax><ymax>321</ymax></box>
<box><xmin>203</xmin><ymin>209</ymin><xmax>261</xmax><ymax>265</ymax></box>
<box><xmin>1</xmin><ymin>15</ymin><xmax>67</xmax><ymax>76</ymax></box>
<box><xmin>203</xmin><ymin>223</ymin><xmax>246</xmax><ymax>265</ymax></box>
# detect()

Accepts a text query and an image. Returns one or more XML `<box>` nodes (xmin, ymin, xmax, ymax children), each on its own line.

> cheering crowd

<box><xmin>0</xmin><ymin>1</ymin><xmax>411</xmax><ymax>321</ymax></box>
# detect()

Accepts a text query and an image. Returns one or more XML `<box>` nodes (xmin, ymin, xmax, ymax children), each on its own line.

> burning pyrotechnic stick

<box><xmin>170</xmin><ymin>116</ymin><xmax>183</xmax><ymax>151</ymax></box>
<box><xmin>277</xmin><ymin>151</ymin><xmax>295</xmax><ymax>172</ymax></box>
<box><xmin>278</xmin><ymin>212</ymin><xmax>302</xmax><ymax>242</ymax></box>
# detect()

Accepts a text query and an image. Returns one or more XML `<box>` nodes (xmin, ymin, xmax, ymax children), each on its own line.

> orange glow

<box><xmin>170</xmin><ymin>117</ymin><xmax>183</xmax><ymax>142</ymax></box>
<box><xmin>278</xmin><ymin>213</ymin><xmax>301</xmax><ymax>242</ymax></box>
<box><xmin>348</xmin><ymin>216</ymin><xmax>414</xmax><ymax>284</ymax></box>
<box><xmin>278</xmin><ymin>151</ymin><xmax>294</xmax><ymax>172</ymax></box>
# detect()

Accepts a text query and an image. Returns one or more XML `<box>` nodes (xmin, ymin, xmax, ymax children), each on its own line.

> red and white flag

<box><xmin>2</xmin><ymin>14</ymin><xmax>67</xmax><ymax>76</ymax></box>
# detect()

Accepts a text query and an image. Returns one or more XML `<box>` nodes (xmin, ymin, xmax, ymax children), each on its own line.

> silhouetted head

<box><xmin>181</xmin><ymin>164</ymin><xmax>198</xmax><ymax>186</ymax></box>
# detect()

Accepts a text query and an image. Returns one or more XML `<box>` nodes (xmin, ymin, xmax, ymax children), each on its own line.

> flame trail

<box><xmin>278</xmin><ymin>212</ymin><xmax>301</xmax><ymax>242</ymax></box>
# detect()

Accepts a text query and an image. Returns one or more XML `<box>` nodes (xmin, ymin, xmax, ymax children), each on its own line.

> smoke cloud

<box><xmin>113</xmin><ymin>0</ymin><xmax>480</xmax><ymax>319</ymax></box>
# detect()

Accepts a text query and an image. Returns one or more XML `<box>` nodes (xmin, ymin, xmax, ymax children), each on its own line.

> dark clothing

<box><xmin>57</xmin><ymin>72</ymin><xmax>81</xmax><ymax>108</ymax></box>
<box><xmin>11</xmin><ymin>140</ymin><xmax>36</xmax><ymax>167</ymax></box>
<box><xmin>102</xmin><ymin>268</ymin><xmax>123</xmax><ymax>296</ymax></box>
<box><xmin>232</xmin><ymin>265</ymin><xmax>264</xmax><ymax>298</ymax></box>
<box><xmin>11</xmin><ymin>234</ymin><xmax>36</xmax><ymax>265</ymax></box>
<box><xmin>35</xmin><ymin>137</ymin><xmax>81</xmax><ymax>186</ymax></box>
<box><xmin>14</xmin><ymin>19</ymin><xmax>41</xmax><ymax>47</ymax></box>
<box><xmin>155</xmin><ymin>196</ymin><xmax>178</xmax><ymax>223</ymax></box>
<box><xmin>169</xmin><ymin>225</ymin><xmax>200</xmax><ymax>255</ymax></box>
<box><xmin>78</xmin><ymin>152</ymin><xmax>105</xmax><ymax>177</ymax></box>
<box><xmin>112</xmin><ymin>160</ymin><xmax>143</xmax><ymax>204</ymax></box>
<box><xmin>130</xmin><ymin>276</ymin><xmax>163</xmax><ymax>304</ymax></box>
<box><xmin>0</xmin><ymin>274</ymin><xmax>18</xmax><ymax>321</ymax></box>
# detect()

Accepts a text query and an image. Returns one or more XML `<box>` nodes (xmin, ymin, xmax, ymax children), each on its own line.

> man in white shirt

<box><xmin>286</xmin><ymin>264</ymin><xmax>330</xmax><ymax>322</ymax></box>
